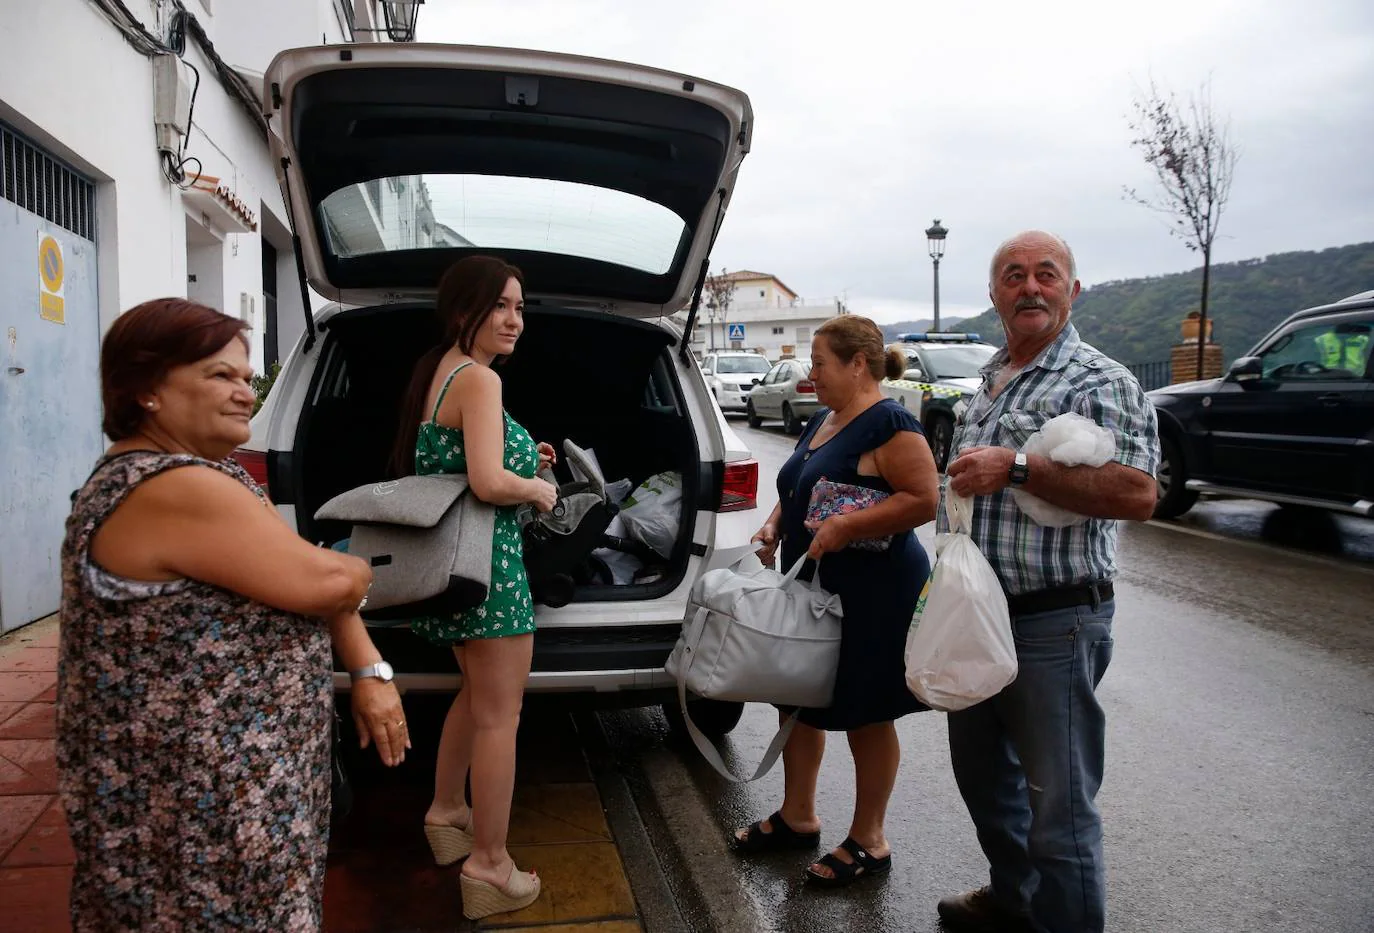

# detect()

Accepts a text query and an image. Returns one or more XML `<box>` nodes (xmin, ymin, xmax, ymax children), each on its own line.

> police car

<box><xmin>880</xmin><ymin>332</ymin><xmax>997</xmax><ymax>471</ymax></box>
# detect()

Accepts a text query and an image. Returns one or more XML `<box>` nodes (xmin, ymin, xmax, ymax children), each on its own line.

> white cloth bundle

<box><xmin>1012</xmin><ymin>413</ymin><xmax>1116</xmax><ymax>527</ymax></box>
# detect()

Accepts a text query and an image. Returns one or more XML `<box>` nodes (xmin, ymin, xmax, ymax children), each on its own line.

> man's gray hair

<box><xmin>988</xmin><ymin>231</ymin><xmax>1078</xmax><ymax>286</ymax></box>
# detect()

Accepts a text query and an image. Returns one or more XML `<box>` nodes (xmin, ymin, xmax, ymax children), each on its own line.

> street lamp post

<box><xmin>925</xmin><ymin>219</ymin><xmax>948</xmax><ymax>333</ymax></box>
<box><xmin>380</xmin><ymin>0</ymin><xmax>424</xmax><ymax>42</ymax></box>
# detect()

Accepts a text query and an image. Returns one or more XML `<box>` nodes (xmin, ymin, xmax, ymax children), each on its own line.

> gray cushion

<box><xmin>315</xmin><ymin>474</ymin><xmax>471</xmax><ymax>529</ymax></box>
<box><xmin>312</xmin><ymin>473</ymin><xmax>495</xmax><ymax>622</ymax></box>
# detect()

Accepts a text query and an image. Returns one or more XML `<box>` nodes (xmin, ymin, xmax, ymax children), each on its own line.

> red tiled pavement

<box><xmin>1</xmin><ymin>625</ymin><xmax>66</xmax><ymax>931</ymax></box>
<box><xmin>3</xmin><ymin>800</ymin><xmax>74</xmax><ymax>869</ymax></box>
<box><xmin>0</xmin><ymin>866</ymin><xmax>71</xmax><ymax>933</ymax></box>
<box><xmin>0</xmin><ymin>648</ymin><xmax>58</xmax><ymax>673</ymax></box>
<box><xmin>0</xmin><ymin>796</ymin><xmax>49</xmax><ymax>862</ymax></box>
<box><xmin>0</xmin><ymin>703</ymin><xmax>55</xmax><ymax>740</ymax></box>
<box><xmin>0</xmin><ymin>623</ymin><xmax>648</xmax><ymax>932</ymax></box>
<box><xmin>0</xmin><ymin>672</ymin><xmax>56</xmax><ymax>704</ymax></box>
<box><xmin>0</xmin><ymin>740</ymin><xmax>58</xmax><ymax>795</ymax></box>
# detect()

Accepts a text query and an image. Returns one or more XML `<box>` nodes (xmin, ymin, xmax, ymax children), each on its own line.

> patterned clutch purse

<box><xmin>806</xmin><ymin>478</ymin><xmax>893</xmax><ymax>552</ymax></box>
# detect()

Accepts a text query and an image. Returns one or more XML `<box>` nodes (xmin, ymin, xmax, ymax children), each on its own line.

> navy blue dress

<box><xmin>776</xmin><ymin>398</ymin><xmax>931</xmax><ymax>731</ymax></box>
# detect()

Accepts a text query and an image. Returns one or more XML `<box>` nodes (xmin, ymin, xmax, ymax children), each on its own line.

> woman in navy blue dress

<box><xmin>731</xmin><ymin>315</ymin><xmax>940</xmax><ymax>887</ymax></box>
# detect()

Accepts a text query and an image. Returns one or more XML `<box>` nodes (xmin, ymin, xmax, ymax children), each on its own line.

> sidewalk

<box><xmin>0</xmin><ymin>615</ymin><xmax>69</xmax><ymax>933</ymax></box>
<box><xmin>0</xmin><ymin>617</ymin><xmax>646</xmax><ymax>932</ymax></box>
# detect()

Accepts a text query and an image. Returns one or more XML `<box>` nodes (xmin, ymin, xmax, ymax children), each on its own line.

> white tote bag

<box><xmin>903</xmin><ymin>492</ymin><xmax>1017</xmax><ymax>712</ymax></box>
<box><xmin>665</xmin><ymin>553</ymin><xmax>843</xmax><ymax>782</ymax></box>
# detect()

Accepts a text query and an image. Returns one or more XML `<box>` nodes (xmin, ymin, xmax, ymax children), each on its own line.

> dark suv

<box><xmin>1149</xmin><ymin>291</ymin><xmax>1374</xmax><ymax>519</ymax></box>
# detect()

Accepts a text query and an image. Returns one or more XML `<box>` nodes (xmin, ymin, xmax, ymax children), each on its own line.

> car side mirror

<box><xmin>1227</xmin><ymin>356</ymin><xmax>1263</xmax><ymax>384</ymax></box>
<box><xmin>751</xmin><ymin>377</ymin><xmax>763</xmax><ymax>386</ymax></box>
<box><xmin>903</xmin><ymin>368</ymin><xmax>925</xmax><ymax>381</ymax></box>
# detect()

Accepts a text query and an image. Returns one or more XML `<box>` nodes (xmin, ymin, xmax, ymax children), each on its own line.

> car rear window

<box><xmin>715</xmin><ymin>356</ymin><xmax>771</xmax><ymax>374</ymax></box>
<box><xmin>319</xmin><ymin>174</ymin><xmax>688</xmax><ymax>274</ymax></box>
<box><xmin>920</xmin><ymin>344</ymin><xmax>996</xmax><ymax>379</ymax></box>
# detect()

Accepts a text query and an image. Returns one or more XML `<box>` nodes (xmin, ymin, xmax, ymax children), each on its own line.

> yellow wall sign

<box><xmin>38</xmin><ymin>233</ymin><xmax>65</xmax><ymax>324</ymax></box>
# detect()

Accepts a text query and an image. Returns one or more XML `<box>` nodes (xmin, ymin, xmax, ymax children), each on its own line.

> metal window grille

<box><xmin>1</xmin><ymin>122</ymin><xmax>97</xmax><ymax>241</ymax></box>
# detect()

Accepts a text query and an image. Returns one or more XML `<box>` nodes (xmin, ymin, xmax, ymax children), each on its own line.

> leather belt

<box><xmin>1006</xmin><ymin>581</ymin><xmax>1114</xmax><ymax>616</ymax></box>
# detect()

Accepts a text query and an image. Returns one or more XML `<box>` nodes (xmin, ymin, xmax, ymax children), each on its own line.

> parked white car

<box><xmin>700</xmin><ymin>351</ymin><xmax>771</xmax><ymax>412</ymax></box>
<box><xmin>234</xmin><ymin>43</ymin><xmax>761</xmax><ymax>737</ymax></box>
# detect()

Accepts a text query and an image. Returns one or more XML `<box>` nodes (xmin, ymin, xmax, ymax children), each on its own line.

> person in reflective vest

<box><xmin>1314</xmin><ymin>329</ymin><xmax>1371</xmax><ymax>375</ymax></box>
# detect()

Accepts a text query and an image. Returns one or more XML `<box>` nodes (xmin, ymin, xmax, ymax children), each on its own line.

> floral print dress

<box><xmin>410</xmin><ymin>361</ymin><xmax>539</xmax><ymax>643</ymax></box>
<box><xmin>57</xmin><ymin>451</ymin><xmax>333</xmax><ymax>932</ymax></box>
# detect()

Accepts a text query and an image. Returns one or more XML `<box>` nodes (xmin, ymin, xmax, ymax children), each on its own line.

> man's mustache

<box><xmin>1014</xmin><ymin>297</ymin><xmax>1050</xmax><ymax>312</ymax></box>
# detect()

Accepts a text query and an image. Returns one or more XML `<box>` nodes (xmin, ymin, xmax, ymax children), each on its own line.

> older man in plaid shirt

<box><xmin>934</xmin><ymin>231</ymin><xmax>1160</xmax><ymax>933</ymax></box>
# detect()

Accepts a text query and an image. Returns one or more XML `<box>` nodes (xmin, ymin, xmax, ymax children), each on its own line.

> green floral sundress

<box><xmin>410</xmin><ymin>361</ymin><xmax>539</xmax><ymax>643</ymax></box>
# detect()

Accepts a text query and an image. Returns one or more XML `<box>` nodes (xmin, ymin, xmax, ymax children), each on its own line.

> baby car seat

<box><xmin>517</xmin><ymin>440</ymin><xmax>620</xmax><ymax>607</ymax></box>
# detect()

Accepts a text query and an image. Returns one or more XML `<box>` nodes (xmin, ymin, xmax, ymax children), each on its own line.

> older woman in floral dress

<box><xmin>58</xmin><ymin>298</ymin><xmax>406</xmax><ymax>932</ymax></box>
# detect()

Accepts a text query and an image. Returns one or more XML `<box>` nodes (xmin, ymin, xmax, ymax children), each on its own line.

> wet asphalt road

<box><xmin>599</xmin><ymin>418</ymin><xmax>1374</xmax><ymax>933</ymax></box>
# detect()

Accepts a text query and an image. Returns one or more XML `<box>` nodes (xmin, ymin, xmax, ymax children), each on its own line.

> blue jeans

<box><xmin>947</xmin><ymin>600</ymin><xmax>1115</xmax><ymax>933</ymax></box>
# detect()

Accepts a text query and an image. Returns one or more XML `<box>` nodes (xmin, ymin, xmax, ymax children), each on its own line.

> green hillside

<box><xmin>881</xmin><ymin>241</ymin><xmax>1374</xmax><ymax>366</ymax></box>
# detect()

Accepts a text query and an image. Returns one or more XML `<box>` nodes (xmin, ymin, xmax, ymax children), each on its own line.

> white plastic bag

<box><xmin>1012</xmin><ymin>413</ymin><xmax>1116</xmax><ymax>528</ymax></box>
<box><xmin>904</xmin><ymin>492</ymin><xmax>1017</xmax><ymax>712</ymax></box>
<box><xmin>617</xmin><ymin>471</ymin><xmax>682</xmax><ymax>558</ymax></box>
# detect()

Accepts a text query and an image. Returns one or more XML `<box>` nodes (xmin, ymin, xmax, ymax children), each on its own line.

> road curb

<box><xmin>580</xmin><ymin>711</ymin><xmax>764</xmax><ymax>933</ymax></box>
<box><xmin>578</xmin><ymin>710</ymin><xmax>690</xmax><ymax>933</ymax></box>
<box><xmin>635</xmin><ymin>746</ymin><xmax>763</xmax><ymax>933</ymax></box>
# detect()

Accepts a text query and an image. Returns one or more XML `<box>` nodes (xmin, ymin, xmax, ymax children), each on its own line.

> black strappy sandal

<box><xmin>729</xmin><ymin>811</ymin><xmax>822</xmax><ymax>854</ymax></box>
<box><xmin>803</xmin><ymin>836</ymin><xmax>892</xmax><ymax>888</ymax></box>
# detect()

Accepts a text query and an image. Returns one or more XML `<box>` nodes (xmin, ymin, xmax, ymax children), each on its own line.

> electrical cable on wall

<box><xmin>160</xmin><ymin>54</ymin><xmax>202</xmax><ymax>188</ymax></box>
<box><xmin>89</xmin><ymin>0</ymin><xmax>268</xmax><ymax>165</ymax></box>
<box><xmin>157</xmin><ymin>5</ymin><xmax>201</xmax><ymax>189</ymax></box>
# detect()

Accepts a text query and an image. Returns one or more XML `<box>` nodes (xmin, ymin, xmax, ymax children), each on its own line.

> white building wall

<box><xmin>691</xmin><ymin>300</ymin><xmax>842</xmax><ymax>362</ymax></box>
<box><xmin>0</xmin><ymin>0</ymin><xmax>370</xmax><ymax>372</ymax></box>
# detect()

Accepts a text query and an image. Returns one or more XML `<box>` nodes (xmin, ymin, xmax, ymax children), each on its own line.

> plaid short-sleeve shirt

<box><xmin>937</xmin><ymin>324</ymin><xmax>1160</xmax><ymax>595</ymax></box>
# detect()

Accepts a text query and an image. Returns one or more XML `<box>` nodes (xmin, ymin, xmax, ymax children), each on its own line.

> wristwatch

<box><xmin>1008</xmin><ymin>452</ymin><xmax>1030</xmax><ymax>486</ymax></box>
<box><xmin>350</xmin><ymin>660</ymin><xmax>394</xmax><ymax>684</ymax></box>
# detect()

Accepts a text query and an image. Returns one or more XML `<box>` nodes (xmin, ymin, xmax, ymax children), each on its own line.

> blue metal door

<box><xmin>0</xmin><ymin>126</ymin><xmax>103</xmax><ymax>632</ymax></box>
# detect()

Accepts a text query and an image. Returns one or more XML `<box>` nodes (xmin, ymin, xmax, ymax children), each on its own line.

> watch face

<box><xmin>375</xmin><ymin>660</ymin><xmax>395</xmax><ymax>681</ymax></box>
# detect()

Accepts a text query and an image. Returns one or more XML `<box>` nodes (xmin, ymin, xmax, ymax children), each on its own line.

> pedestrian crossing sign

<box><xmin>727</xmin><ymin>323</ymin><xmax>745</xmax><ymax>340</ymax></box>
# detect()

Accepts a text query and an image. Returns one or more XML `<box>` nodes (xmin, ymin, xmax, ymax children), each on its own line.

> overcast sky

<box><xmin>421</xmin><ymin>0</ymin><xmax>1373</xmax><ymax>324</ymax></box>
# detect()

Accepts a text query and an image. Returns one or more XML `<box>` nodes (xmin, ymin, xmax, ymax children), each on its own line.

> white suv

<box><xmin>234</xmin><ymin>44</ymin><xmax>759</xmax><ymax>735</ymax></box>
<box><xmin>701</xmin><ymin>351</ymin><xmax>771</xmax><ymax>413</ymax></box>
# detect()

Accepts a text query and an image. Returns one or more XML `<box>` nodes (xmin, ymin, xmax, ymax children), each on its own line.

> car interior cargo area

<box><xmin>297</xmin><ymin>303</ymin><xmax>702</xmax><ymax>604</ymax></box>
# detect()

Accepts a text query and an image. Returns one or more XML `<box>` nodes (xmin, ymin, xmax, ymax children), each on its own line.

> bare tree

<box><xmin>705</xmin><ymin>268</ymin><xmax>735</xmax><ymax>348</ymax></box>
<box><xmin>1125</xmin><ymin>78</ymin><xmax>1239</xmax><ymax>377</ymax></box>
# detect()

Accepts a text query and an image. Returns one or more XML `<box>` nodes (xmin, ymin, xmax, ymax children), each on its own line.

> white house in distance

<box><xmin>689</xmin><ymin>269</ymin><xmax>847</xmax><ymax>361</ymax></box>
<box><xmin>0</xmin><ymin>0</ymin><xmax>419</xmax><ymax>632</ymax></box>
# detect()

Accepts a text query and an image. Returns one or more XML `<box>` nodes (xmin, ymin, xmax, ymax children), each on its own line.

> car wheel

<box><xmin>746</xmin><ymin>399</ymin><xmax>762</xmax><ymax>429</ymax></box>
<box><xmin>783</xmin><ymin>403</ymin><xmax>802</xmax><ymax>435</ymax></box>
<box><xmin>1153</xmin><ymin>433</ymin><xmax>1199</xmax><ymax>519</ymax></box>
<box><xmin>927</xmin><ymin>414</ymin><xmax>954</xmax><ymax>472</ymax></box>
<box><xmin>662</xmin><ymin>696</ymin><xmax>745</xmax><ymax>738</ymax></box>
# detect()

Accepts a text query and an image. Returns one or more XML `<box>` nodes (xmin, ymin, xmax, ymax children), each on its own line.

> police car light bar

<box><xmin>896</xmin><ymin>332</ymin><xmax>982</xmax><ymax>343</ymax></box>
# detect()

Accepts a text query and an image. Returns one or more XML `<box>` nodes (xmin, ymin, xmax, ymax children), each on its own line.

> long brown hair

<box><xmin>815</xmin><ymin>315</ymin><xmax>905</xmax><ymax>381</ymax></box>
<box><xmin>101</xmin><ymin>298</ymin><xmax>249</xmax><ymax>440</ymax></box>
<box><xmin>389</xmin><ymin>256</ymin><xmax>525</xmax><ymax>476</ymax></box>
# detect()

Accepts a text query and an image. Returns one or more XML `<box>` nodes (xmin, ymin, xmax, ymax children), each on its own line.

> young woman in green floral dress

<box><xmin>390</xmin><ymin>256</ymin><xmax>558</xmax><ymax>920</ymax></box>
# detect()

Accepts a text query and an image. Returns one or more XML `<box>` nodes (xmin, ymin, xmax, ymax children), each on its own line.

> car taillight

<box><xmin>231</xmin><ymin>449</ymin><xmax>270</xmax><ymax>494</ymax></box>
<box><xmin>796</xmin><ymin>380</ymin><xmax>816</xmax><ymax>394</ymax></box>
<box><xmin>719</xmin><ymin>459</ymin><xmax>758</xmax><ymax>512</ymax></box>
